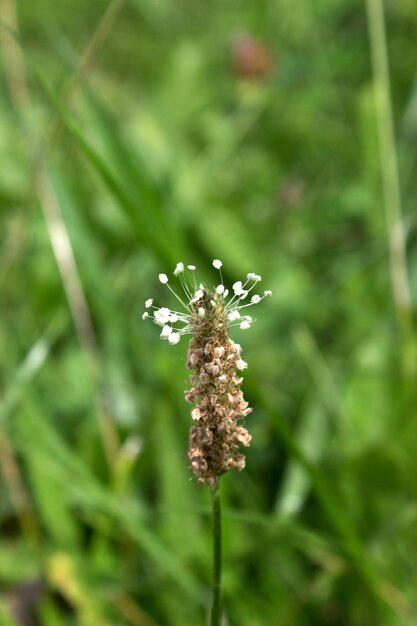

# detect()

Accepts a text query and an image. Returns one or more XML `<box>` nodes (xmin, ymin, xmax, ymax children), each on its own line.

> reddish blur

<box><xmin>232</xmin><ymin>34</ymin><xmax>274</xmax><ymax>80</ymax></box>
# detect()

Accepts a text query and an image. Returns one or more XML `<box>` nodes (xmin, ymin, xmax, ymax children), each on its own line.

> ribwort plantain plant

<box><xmin>143</xmin><ymin>260</ymin><xmax>271</xmax><ymax>625</ymax></box>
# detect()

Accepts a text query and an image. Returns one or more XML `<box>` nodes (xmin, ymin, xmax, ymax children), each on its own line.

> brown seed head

<box><xmin>186</xmin><ymin>287</ymin><xmax>252</xmax><ymax>486</ymax></box>
<box><xmin>142</xmin><ymin>260</ymin><xmax>272</xmax><ymax>486</ymax></box>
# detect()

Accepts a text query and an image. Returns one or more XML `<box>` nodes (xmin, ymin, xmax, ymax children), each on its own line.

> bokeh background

<box><xmin>1</xmin><ymin>0</ymin><xmax>417</xmax><ymax>624</ymax></box>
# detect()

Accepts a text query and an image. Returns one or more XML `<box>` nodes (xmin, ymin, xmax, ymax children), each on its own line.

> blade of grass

<box><xmin>31</xmin><ymin>65</ymin><xmax>185</xmax><ymax>266</ymax></box>
<box><xmin>153</xmin><ymin>397</ymin><xmax>204</xmax><ymax>561</ymax></box>
<box><xmin>365</xmin><ymin>0</ymin><xmax>415</xmax><ymax>377</ymax></box>
<box><xmin>247</xmin><ymin>373</ymin><xmax>405</xmax><ymax>620</ymax></box>
<box><xmin>0</xmin><ymin>316</ymin><xmax>63</xmax><ymax>428</ymax></box>
<box><xmin>14</xmin><ymin>400</ymin><xmax>203</xmax><ymax>602</ymax></box>
<box><xmin>49</xmin><ymin>166</ymin><xmax>140</xmax><ymax>427</ymax></box>
<box><xmin>35</xmin><ymin>167</ymin><xmax>120</xmax><ymax>469</ymax></box>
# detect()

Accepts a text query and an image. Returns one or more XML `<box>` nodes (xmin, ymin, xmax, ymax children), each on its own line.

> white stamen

<box><xmin>143</xmin><ymin>261</ymin><xmax>270</xmax><ymax>340</ymax></box>
<box><xmin>191</xmin><ymin>289</ymin><xmax>204</xmax><ymax>303</ymax></box>
<box><xmin>154</xmin><ymin>307</ymin><xmax>171</xmax><ymax>326</ymax></box>
<box><xmin>228</xmin><ymin>310</ymin><xmax>240</xmax><ymax>321</ymax></box>
<box><xmin>174</xmin><ymin>262</ymin><xmax>184</xmax><ymax>276</ymax></box>
<box><xmin>233</xmin><ymin>281</ymin><xmax>244</xmax><ymax>296</ymax></box>
<box><xmin>160</xmin><ymin>325</ymin><xmax>173</xmax><ymax>338</ymax></box>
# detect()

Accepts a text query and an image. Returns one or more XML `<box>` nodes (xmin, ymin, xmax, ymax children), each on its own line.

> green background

<box><xmin>1</xmin><ymin>0</ymin><xmax>417</xmax><ymax>624</ymax></box>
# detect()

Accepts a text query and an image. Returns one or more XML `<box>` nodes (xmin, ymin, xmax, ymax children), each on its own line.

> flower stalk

<box><xmin>142</xmin><ymin>259</ymin><xmax>271</xmax><ymax>621</ymax></box>
<box><xmin>210</xmin><ymin>478</ymin><xmax>222</xmax><ymax>626</ymax></box>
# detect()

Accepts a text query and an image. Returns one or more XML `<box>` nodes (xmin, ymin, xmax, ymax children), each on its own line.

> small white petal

<box><xmin>142</xmin><ymin>312</ymin><xmax>149</xmax><ymax>320</ymax></box>
<box><xmin>240</xmin><ymin>321</ymin><xmax>251</xmax><ymax>330</ymax></box>
<box><xmin>174</xmin><ymin>262</ymin><xmax>184</xmax><ymax>276</ymax></box>
<box><xmin>212</xmin><ymin>259</ymin><xmax>222</xmax><ymax>269</ymax></box>
<box><xmin>264</xmin><ymin>290</ymin><xmax>272</xmax><ymax>297</ymax></box>
<box><xmin>168</xmin><ymin>332</ymin><xmax>180</xmax><ymax>345</ymax></box>
<box><xmin>159</xmin><ymin>273</ymin><xmax>169</xmax><ymax>284</ymax></box>
<box><xmin>223</xmin><ymin>289</ymin><xmax>229</xmax><ymax>297</ymax></box>
<box><xmin>214</xmin><ymin>347</ymin><xmax>224</xmax><ymax>358</ymax></box>
<box><xmin>216</xmin><ymin>284</ymin><xmax>225</xmax><ymax>295</ymax></box>
<box><xmin>187</xmin><ymin>265</ymin><xmax>196</xmax><ymax>270</ymax></box>
<box><xmin>218</xmin><ymin>375</ymin><xmax>227</xmax><ymax>383</ymax></box>
<box><xmin>145</xmin><ymin>298</ymin><xmax>153</xmax><ymax>308</ymax></box>
<box><xmin>239</xmin><ymin>291</ymin><xmax>248</xmax><ymax>299</ymax></box>
<box><xmin>160</xmin><ymin>325</ymin><xmax>173</xmax><ymax>338</ymax></box>
<box><xmin>169</xmin><ymin>313</ymin><xmax>179</xmax><ymax>323</ymax></box>
<box><xmin>251</xmin><ymin>295</ymin><xmax>261</xmax><ymax>304</ymax></box>
<box><xmin>236</xmin><ymin>359</ymin><xmax>248</xmax><ymax>370</ymax></box>
<box><xmin>198</xmin><ymin>307</ymin><xmax>206</xmax><ymax>318</ymax></box>
<box><xmin>247</xmin><ymin>273</ymin><xmax>262</xmax><ymax>282</ymax></box>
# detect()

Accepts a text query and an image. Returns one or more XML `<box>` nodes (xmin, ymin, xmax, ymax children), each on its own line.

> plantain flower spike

<box><xmin>142</xmin><ymin>260</ymin><xmax>271</xmax><ymax>485</ymax></box>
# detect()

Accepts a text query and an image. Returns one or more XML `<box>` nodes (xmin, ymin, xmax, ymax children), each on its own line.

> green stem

<box><xmin>210</xmin><ymin>478</ymin><xmax>222</xmax><ymax>626</ymax></box>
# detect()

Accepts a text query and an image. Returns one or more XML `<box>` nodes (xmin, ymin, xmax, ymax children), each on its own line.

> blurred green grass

<box><xmin>1</xmin><ymin>0</ymin><xmax>417</xmax><ymax>624</ymax></box>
